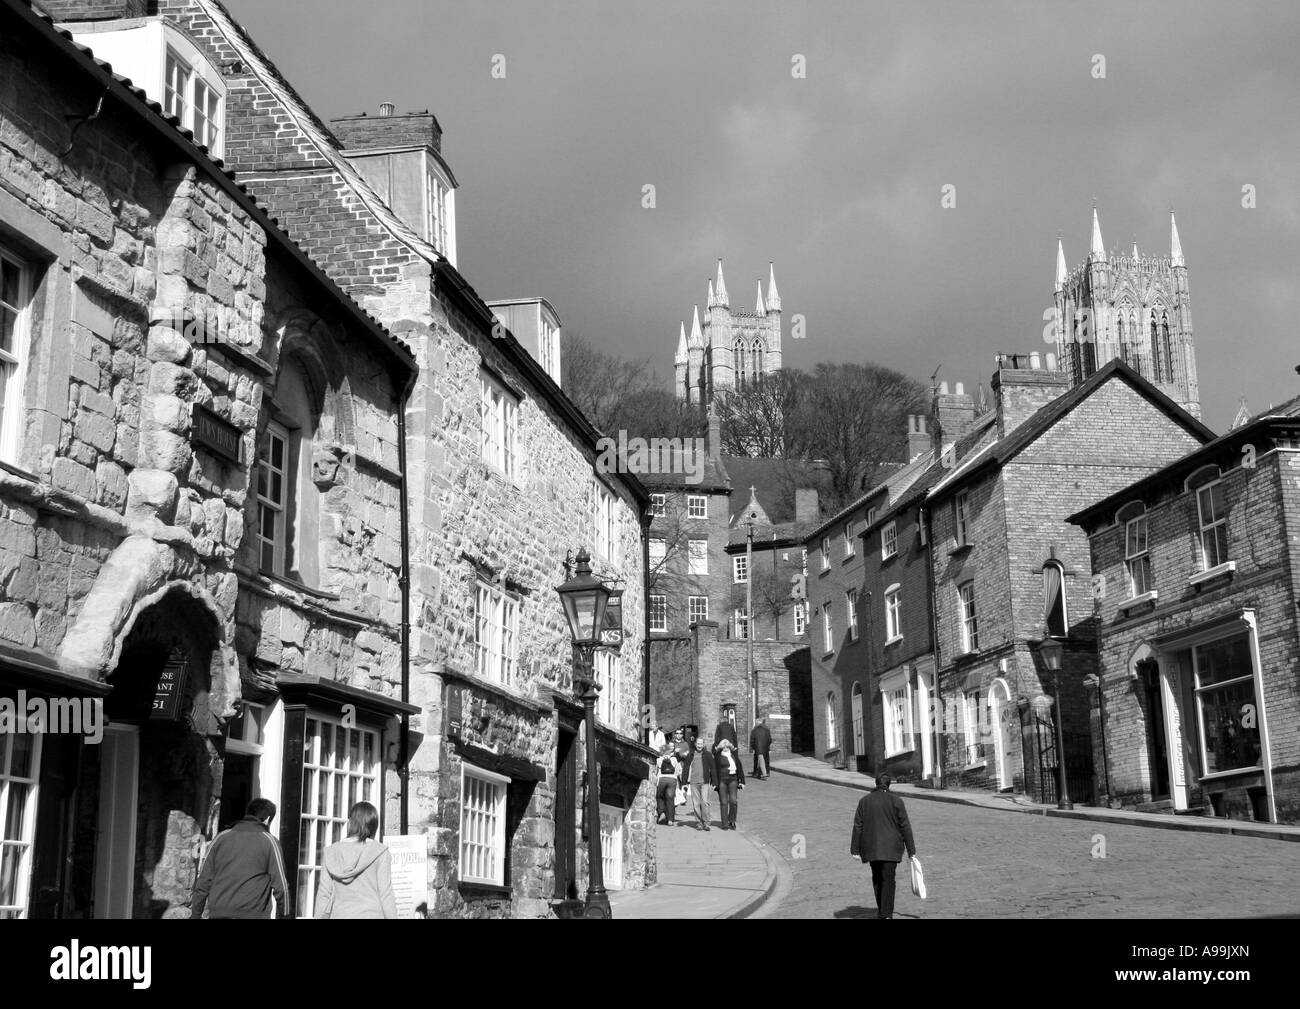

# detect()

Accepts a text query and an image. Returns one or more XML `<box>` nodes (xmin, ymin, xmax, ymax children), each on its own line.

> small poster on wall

<box><xmin>385</xmin><ymin>834</ymin><xmax>429</xmax><ymax>918</ymax></box>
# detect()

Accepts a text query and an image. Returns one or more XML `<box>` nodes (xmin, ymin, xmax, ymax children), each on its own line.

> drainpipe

<box><xmin>922</xmin><ymin>504</ymin><xmax>943</xmax><ymax>789</ymax></box>
<box><xmin>396</xmin><ymin>365</ymin><xmax>417</xmax><ymax>834</ymax></box>
<box><xmin>641</xmin><ymin>510</ymin><xmax>652</xmax><ymax>742</ymax></box>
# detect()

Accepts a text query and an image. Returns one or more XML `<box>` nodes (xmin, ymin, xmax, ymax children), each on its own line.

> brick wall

<box><xmin>36</xmin><ymin>0</ymin><xmax>148</xmax><ymax>20</ymax></box>
<box><xmin>331</xmin><ymin>111</ymin><xmax>441</xmax><ymax>153</ymax></box>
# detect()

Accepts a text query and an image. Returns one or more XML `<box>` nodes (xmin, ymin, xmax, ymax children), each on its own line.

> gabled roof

<box><xmin>810</xmin><ymin>449</ymin><xmax>932</xmax><ymax>540</ymax></box>
<box><xmin>889</xmin><ymin>411</ymin><xmax>1000</xmax><ymax>518</ymax></box>
<box><xmin>923</xmin><ymin>359</ymin><xmax>1214</xmax><ymax>507</ymax></box>
<box><xmin>13</xmin><ymin>0</ymin><xmax>416</xmax><ymax>374</ymax></box>
<box><xmin>719</xmin><ymin>456</ymin><xmax>829</xmax><ymax>526</ymax></box>
<box><xmin>1068</xmin><ymin>394</ymin><xmax>1300</xmax><ymax>529</ymax></box>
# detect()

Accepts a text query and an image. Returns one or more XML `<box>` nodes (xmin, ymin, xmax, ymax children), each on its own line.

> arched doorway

<box><xmin>93</xmin><ymin>588</ymin><xmax>222</xmax><ymax>918</ymax></box>
<box><xmin>851</xmin><ymin>682</ymin><xmax>865</xmax><ymax>759</ymax></box>
<box><xmin>988</xmin><ymin>678</ymin><xmax>1014</xmax><ymax>791</ymax></box>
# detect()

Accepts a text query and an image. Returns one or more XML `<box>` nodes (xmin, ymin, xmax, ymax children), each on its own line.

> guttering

<box><xmin>395</xmin><ymin>364</ymin><xmax>416</xmax><ymax>834</ymax></box>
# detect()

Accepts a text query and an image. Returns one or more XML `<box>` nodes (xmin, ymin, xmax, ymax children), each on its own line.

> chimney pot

<box><xmin>379</xmin><ymin>102</ymin><xmax>396</xmax><ymax>117</ymax></box>
<box><xmin>939</xmin><ymin>381</ymin><xmax>950</xmax><ymax>395</ymax></box>
<box><xmin>1046</xmin><ymin>352</ymin><xmax>1057</xmax><ymax>370</ymax></box>
<box><xmin>955</xmin><ymin>381</ymin><xmax>965</xmax><ymax>396</ymax></box>
<box><xmin>1029</xmin><ymin>351</ymin><xmax>1041</xmax><ymax>369</ymax></box>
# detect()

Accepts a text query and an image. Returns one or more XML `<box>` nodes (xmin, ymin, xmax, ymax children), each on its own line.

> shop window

<box><xmin>1192</xmin><ymin>634</ymin><xmax>1261</xmax><ymax>775</ymax></box>
<box><xmin>599</xmin><ymin>803</ymin><xmax>625</xmax><ymax>890</ymax></box>
<box><xmin>460</xmin><ymin>764</ymin><xmax>509</xmax><ymax>887</ymax></box>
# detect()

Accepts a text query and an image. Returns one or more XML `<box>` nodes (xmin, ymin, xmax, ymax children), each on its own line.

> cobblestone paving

<box><xmin>740</xmin><ymin>773</ymin><xmax>1300</xmax><ymax>918</ymax></box>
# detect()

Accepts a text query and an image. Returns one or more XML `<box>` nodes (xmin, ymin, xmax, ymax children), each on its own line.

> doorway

<box><xmin>988</xmin><ymin>678</ymin><xmax>1013</xmax><ymax>791</ymax></box>
<box><xmin>1138</xmin><ymin>659</ymin><xmax>1170</xmax><ymax>799</ymax></box>
<box><xmin>93</xmin><ymin>725</ymin><xmax>139</xmax><ymax>919</ymax></box>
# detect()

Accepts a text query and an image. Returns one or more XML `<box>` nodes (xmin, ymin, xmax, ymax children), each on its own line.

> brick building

<box><xmin>39</xmin><ymin>0</ymin><xmax>655</xmax><ymax>918</ymax></box>
<box><xmin>1069</xmin><ymin>400</ymin><xmax>1300</xmax><ymax>824</ymax></box>
<box><xmin>0</xmin><ymin>0</ymin><xmax>418</xmax><ymax>918</ymax></box>
<box><xmin>923</xmin><ymin>357</ymin><xmax>1212</xmax><ymax>799</ymax></box>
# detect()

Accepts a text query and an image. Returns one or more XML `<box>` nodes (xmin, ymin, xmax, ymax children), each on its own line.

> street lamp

<box><xmin>1037</xmin><ymin>633</ymin><xmax>1072</xmax><ymax>810</ymax></box>
<box><xmin>555</xmin><ymin>548</ymin><xmax>613</xmax><ymax>918</ymax></box>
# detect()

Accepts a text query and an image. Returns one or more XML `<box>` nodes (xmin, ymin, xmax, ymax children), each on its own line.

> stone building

<box><xmin>923</xmin><ymin>356</ymin><xmax>1212</xmax><ymax>799</ymax></box>
<box><xmin>1</xmin><ymin>0</ymin><xmax>417</xmax><ymax>918</ymax></box>
<box><xmin>1053</xmin><ymin>208</ymin><xmax>1200</xmax><ymax>418</ymax></box>
<box><xmin>1068</xmin><ymin>400</ymin><xmax>1300</xmax><ymax>824</ymax></box>
<box><xmin>674</xmin><ymin>260</ymin><xmax>783</xmax><ymax>408</ymax></box>
<box><xmin>60</xmin><ymin>0</ymin><xmax>656</xmax><ymax>917</ymax></box>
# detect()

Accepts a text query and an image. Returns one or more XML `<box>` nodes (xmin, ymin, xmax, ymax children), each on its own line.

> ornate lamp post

<box><xmin>555</xmin><ymin>548</ymin><xmax>614</xmax><ymax>918</ymax></box>
<box><xmin>1037</xmin><ymin>633</ymin><xmax>1073</xmax><ymax>810</ymax></box>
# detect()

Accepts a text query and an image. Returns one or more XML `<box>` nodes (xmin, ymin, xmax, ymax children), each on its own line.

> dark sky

<box><xmin>225</xmin><ymin>0</ymin><xmax>1300</xmax><ymax>430</ymax></box>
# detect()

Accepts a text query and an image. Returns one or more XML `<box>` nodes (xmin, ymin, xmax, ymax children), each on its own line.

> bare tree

<box><xmin>751</xmin><ymin>564</ymin><xmax>795</xmax><ymax>633</ymax></box>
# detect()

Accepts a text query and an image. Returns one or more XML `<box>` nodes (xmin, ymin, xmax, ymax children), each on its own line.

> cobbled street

<box><xmin>738</xmin><ymin>773</ymin><xmax>1300</xmax><ymax>919</ymax></box>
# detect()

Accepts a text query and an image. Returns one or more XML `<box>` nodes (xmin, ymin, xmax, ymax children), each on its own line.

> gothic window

<box><xmin>1149</xmin><ymin>310</ymin><xmax>1163</xmax><ymax>383</ymax></box>
<box><xmin>1117</xmin><ymin>314</ymin><xmax>1127</xmax><ymax>366</ymax></box>
<box><xmin>751</xmin><ymin>338</ymin><xmax>764</xmax><ymax>385</ymax></box>
<box><xmin>1161</xmin><ymin>311</ymin><xmax>1173</xmax><ymax>385</ymax></box>
<box><xmin>733</xmin><ymin>339</ymin><xmax>747</xmax><ymax>389</ymax></box>
<box><xmin>1129</xmin><ymin>311</ymin><xmax>1139</xmax><ymax>375</ymax></box>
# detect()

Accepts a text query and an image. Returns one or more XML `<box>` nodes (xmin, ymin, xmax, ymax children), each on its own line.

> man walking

<box><xmin>849</xmin><ymin>773</ymin><xmax>917</xmax><ymax>919</ymax></box>
<box><xmin>683</xmin><ymin>735</ymin><xmax>716</xmax><ymax>830</ymax></box>
<box><xmin>191</xmin><ymin>797</ymin><xmax>290</xmax><ymax>919</ymax></box>
<box><xmin>714</xmin><ymin>738</ymin><xmax>745</xmax><ymax>829</ymax></box>
<box><xmin>749</xmin><ymin>717</ymin><xmax>772</xmax><ymax>779</ymax></box>
<box><xmin>713</xmin><ymin>707</ymin><xmax>738</xmax><ymax>753</ymax></box>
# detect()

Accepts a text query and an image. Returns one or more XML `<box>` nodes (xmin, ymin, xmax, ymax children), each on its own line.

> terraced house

<box><xmin>1069</xmin><ymin>400</ymin><xmax>1300</xmax><ymax>824</ymax></box>
<box><xmin>19</xmin><ymin>0</ymin><xmax>655</xmax><ymax>918</ymax></box>
<box><xmin>0</xmin><ymin>0</ymin><xmax>417</xmax><ymax>918</ymax></box>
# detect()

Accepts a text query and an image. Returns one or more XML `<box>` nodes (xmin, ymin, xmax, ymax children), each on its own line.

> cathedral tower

<box><xmin>1053</xmin><ymin>208</ymin><xmax>1200</xmax><ymax>418</ymax></box>
<box><xmin>675</xmin><ymin>260</ymin><xmax>784</xmax><ymax>405</ymax></box>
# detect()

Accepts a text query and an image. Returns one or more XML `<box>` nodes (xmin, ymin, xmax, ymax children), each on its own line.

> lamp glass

<box><xmin>1039</xmin><ymin>636</ymin><xmax>1063</xmax><ymax>671</ymax></box>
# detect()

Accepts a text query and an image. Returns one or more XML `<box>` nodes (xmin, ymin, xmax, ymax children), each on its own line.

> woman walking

<box><xmin>315</xmin><ymin>801</ymin><xmax>399</xmax><ymax>918</ymax></box>
<box><xmin>655</xmin><ymin>745</ymin><xmax>681</xmax><ymax>826</ymax></box>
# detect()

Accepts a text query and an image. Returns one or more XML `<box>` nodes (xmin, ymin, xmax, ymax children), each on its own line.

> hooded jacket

<box><xmin>314</xmin><ymin>838</ymin><xmax>399</xmax><ymax>919</ymax></box>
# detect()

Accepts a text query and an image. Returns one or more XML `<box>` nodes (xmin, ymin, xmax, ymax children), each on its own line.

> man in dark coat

<box><xmin>849</xmin><ymin>773</ymin><xmax>917</xmax><ymax>919</ymax></box>
<box><xmin>714</xmin><ymin>739</ymin><xmax>746</xmax><ymax>829</ymax></box>
<box><xmin>713</xmin><ymin>710</ymin><xmax>738</xmax><ymax>752</ymax></box>
<box><xmin>682</xmin><ymin>736</ymin><xmax>716</xmax><ymax>830</ymax></box>
<box><xmin>749</xmin><ymin>718</ymin><xmax>772</xmax><ymax>779</ymax></box>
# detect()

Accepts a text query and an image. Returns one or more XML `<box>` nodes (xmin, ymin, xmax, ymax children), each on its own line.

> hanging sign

<box><xmin>151</xmin><ymin>651</ymin><xmax>190</xmax><ymax>721</ymax></box>
<box><xmin>599</xmin><ymin>589</ymin><xmax>624</xmax><ymax>651</ymax></box>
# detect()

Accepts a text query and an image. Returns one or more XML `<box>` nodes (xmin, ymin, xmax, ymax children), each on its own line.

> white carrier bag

<box><xmin>909</xmin><ymin>855</ymin><xmax>927</xmax><ymax>900</ymax></box>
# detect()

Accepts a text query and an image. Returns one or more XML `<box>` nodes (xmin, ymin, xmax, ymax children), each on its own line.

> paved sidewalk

<box><xmin>610</xmin><ymin>802</ymin><xmax>779</xmax><ymax>918</ymax></box>
<box><xmin>772</xmin><ymin>755</ymin><xmax>1300</xmax><ymax>843</ymax></box>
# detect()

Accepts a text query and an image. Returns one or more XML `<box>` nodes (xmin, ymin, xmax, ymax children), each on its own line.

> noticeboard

<box><xmin>385</xmin><ymin>835</ymin><xmax>429</xmax><ymax>918</ymax></box>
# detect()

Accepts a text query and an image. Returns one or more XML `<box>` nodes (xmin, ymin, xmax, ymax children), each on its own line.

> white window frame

<box><xmin>881</xmin><ymin>520</ymin><xmax>898</xmax><ymax>560</ymax></box>
<box><xmin>822</xmin><ymin>607</ymin><xmax>833</xmax><ymax>654</ymax></box>
<box><xmin>732</xmin><ymin>553</ymin><xmax>748</xmax><ymax>583</ymax></box>
<box><xmin>687</xmin><ymin>495</ymin><xmax>707</xmax><ymax>519</ymax></box>
<box><xmin>460</xmin><ymin>764</ymin><xmax>509</xmax><ymax>887</ymax></box>
<box><xmin>0</xmin><ymin>246</ymin><xmax>33</xmax><ymax>465</ymax></box>
<box><xmin>846</xmin><ymin>589</ymin><xmax>859</xmax><ymax>641</ymax></box>
<box><xmin>599</xmin><ymin>803</ymin><xmax>625</xmax><ymax>890</ymax></box>
<box><xmin>884</xmin><ymin>585</ymin><xmax>902</xmax><ymax>642</ymax></box>
<box><xmin>0</xmin><ymin>724</ymin><xmax>42</xmax><ymax>918</ymax></box>
<box><xmin>297</xmin><ymin>713</ymin><xmax>382</xmax><ymax>917</ymax></box>
<box><xmin>1043</xmin><ymin>561</ymin><xmax>1068</xmax><ymax>637</ymax></box>
<box><xmin>1191</xmin><ymin>634</ymin><xmax>1261</xmax><ymax>777</ymax></box>
<box><xmin>1125</xmin><ymin>515</ymin><xmax>1153</xmax><ymax>597</ymax></box>
<box><xmin>592</xmin><ymin>481</ymin><xmax>618</xmax><ymax>562</ymax></box>
<box><xmin>688</xmin><ymin>538</ymin><xmax>708</xmax><ymax>575</ymax></box>
<box><xmin>688</xmin><ymin>595</ymin><xmax>708</xmax><ymax>624</ymax></box>
<box><xmin>648</xmin><ymin>594</ymin><xmax>667</xmax><ymax>632</ymax></box>
<box><xmin>595</xmin><ymin>648</ymin><xmax>620</xmax><ymax>726</ymax></box>
<box><xmin>426</xmin><ymin>171</ymin><xmax>450</xmax><ymax>256</ymax></box>
<box><xmin>648</xmin><ymin>537</ymin><xmax>667</xmax><ymax>569</ymax></box>
<box><xmin>735</xmin><ymin>608</ymin><xmax>749</xmax><ymax>640</ymax></box>
<box><xmin>825</xmin><ymin>693</ymin><xmax>839</xmax><ymax>750</ymax></box>
<box><xmin>191</xmin><ymin>74</ymin><xmax>221</xmax><ymax>152</ymax></box>
<box><xmin>793</xmin><ymin>601</ymin><xmax>807</xmax><ymax>637</ymax></box>
<box><xmin>164</xmin><ymin>48</ymin><xmax>192</xmax><ymax>125</ymax></box>
<box><xmin>959</xmin><ymin>581</ymin><xmax>978</xmax><ymax>653</ymax></box>
<box><xmin>820</xmin><ymin>536</ymin><xmax>832</xmax><ymax>570</ymax></box>
<box><xmin>843</xmin><ymin>523</ymin><xmax>856</xmax><ymax>558</ymax></box>
<box><xmin>475</xmin><ymin>581</ymin><xmax>519</xmax><ymax>686</ymax></box>
<box><xmin>256</xmin><ymin>420</ymin><xmax>290</xmax><ymax>575</ymax></box>
<box><xmin>866</xmin><ymin>507</ymin><xmax>878</xmax><ymax>528</ymax></box>
<box><xmin>962</xmin><ymin>688</ymin><xmax>985</xmax><ymax>765</ymax></box>
<box><xmin>650</xmin><ymin>493</ymin><xmax>667</xmax><ymax>518</ymax></box>
<box><xmin>480</xmin><ymin>371</ymin><xmax>519</xmax><ymax>479</ymax></box>
<box><xmin>165</xmin><ymin>45</ymin><xmax>224</xmax><ymax>158</ymax></box>
<box><xmin>1196</xmin><ymin>481</ymin><xmax>1229</xmax><ymax>571</ymax></box>
<box><xmin>954</xmin><ymin>491</ymin><xmax>970</xmax><ymax>547</ymax></box>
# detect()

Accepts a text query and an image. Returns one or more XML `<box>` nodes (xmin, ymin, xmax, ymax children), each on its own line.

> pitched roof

<box><xmin>811</xmin><ymin>448</ymin><xmax>934</xmax><ymax>539</ymax></box>
<box><xmin>719</xmin><ymin>456</ymin><xmax>830</xmax><ymax>526</ymax></box>
<box><xmin>1067</xmin><ymin>393</ymin><xmax>1300</xmax><ymax>528</ymax></box>
<box><xmin>922</xmin><ymin>359</ymin><xmax>1214</xmax><ymax>506</ymax></box>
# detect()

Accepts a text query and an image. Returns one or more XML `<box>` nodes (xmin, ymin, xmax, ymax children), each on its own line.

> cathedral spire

<box><xmin>1131</xmin><ymin>235</ymin><xmax>1140</xmax><ymax>260</ymax></box>
<box><xmin>1170</xmin><ymin>210</ymin><xmax>1185</xmax><ymax>267</ymax></box>
<box><xmin>766</xmin><ymin>262</ymin><xmax>781</xmax><ymax>311</ymax></box>
<box><xmin>688</xmin><ymin>305</ymin><xmax>704</xmax><ymax>348</ymax></box>
<box><xmin>755</xmin><ymin>279</ymin><xmax>765</xmax><ymax>315</ymax></box>
<box><xmin>1055</xmin><ymin>236</ymin><xmax>1067</xmax><ymax>291</ymax></box>
<box><xmin>1090</xmin><ymin>205</ymin><xmax>1106</xmax><ymax>262</ymax></box>
<box><xmin>675</xmin><ymin>321</ymin><xmax>688</xmax><ymax>364</ymax></box>
<box><xmin>715</xmin><ymin>258</ymin><xmax>729</xmax><ymax>307</ymax></box>
<box><xmin>707</xmin><ymin>279</ymin><xmax>716</xmax><ymax>310</ymax></box>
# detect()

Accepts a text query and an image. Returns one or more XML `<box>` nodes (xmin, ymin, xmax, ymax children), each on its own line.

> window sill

<box><xmin>884</xmin><ymin>747</ymin><xmax>916</xmax><ymax>760</ymax></box>
<box><xmin>819</xmin><ymin>567</ymin><xmax>832</xmax><ymax>577</ymax></box>
<box><xmin>884</xmin><ymin>634</ymin><xmax>904</xmax><ymax>647</ymax></box>
<box><xmin>458</xmin><ymin>880</ymin><xmax>512</xmax><ymax>899</ymax></box>
<box><xmin>1189</xmin><ymin>561</ymin><xmax>1236</xmax><ymax>587</ymax></box>
<box><xmin>881</xmin><ymin>551</ymin><xmax>898</xmax><ymax>564</ymax></box>
<box><xmin>1196</xmin><ymin>765</ymin><xmax>1263</xmax><ymax>784</ymax></box>
<box><xmin>962</xmin><ymin>760</ymin><xmax>988</xmax><ymax>771</ymax></box>
<box><xmin>258</xmin><ymin>569</ymin><xmax>342</xmax><ymax>603</ymax></box>
<box><xmin>1118</xmin><ymin>590</ymin><xmax>1158</xmax><ymax>612</ymax></box>
<box><xmin>948</xmin><ymin>542</ymin><xmax>973</xmax><ymax>557</ymax></box>
<box><xmin>0</xmin><ymin>458</ymin><xmax>40</xmax><ymax>484</ymax></box>
<box><xmin>821</xmin><ymin>650</ymin><xmax>835</xmax><ymax>659</ymax></box>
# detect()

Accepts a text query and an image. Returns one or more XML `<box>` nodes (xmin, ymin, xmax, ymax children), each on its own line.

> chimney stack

<box><xmin>330</xmin><ymin>107</ymin><xmax>443</xmax><ymax>154</ymax></box>
<box><xmin>41</xmin><ymin>0</ymin><xmax>147</xmax><ymax>20</ymax></box>
<box><xmin>931</xmin><ymin>381</ymin><xmax>976</xmax><ymax>457</ymax></box>
<box><xmin>795</xmin><ymin>488</ymin><xmax>820</xmax><ymax>524</ymax></box>
<box><xmin>991</xmin><ymin>351</ymin><xmax>1071</xmax><ymax>438</ymax></box>
<box><xmin>906</xmin><ymin>415</ymin><xmax>930</xmax><ymax>462</ymax></box>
